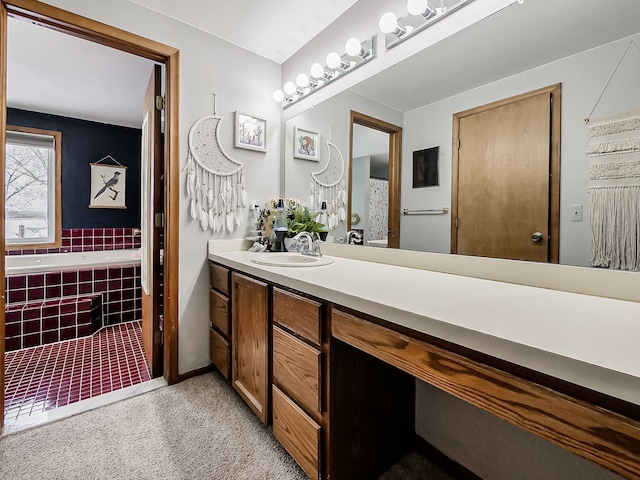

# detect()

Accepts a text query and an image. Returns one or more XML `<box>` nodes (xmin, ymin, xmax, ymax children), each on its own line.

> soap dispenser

<box><xmin>272</xmin><ymin>198</ymin><xmax>288</xmax><ymax>252</ymax></box>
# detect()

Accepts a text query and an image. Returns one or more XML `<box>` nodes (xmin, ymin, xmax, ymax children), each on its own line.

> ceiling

<box><xmin>6</xmin><ymin>0</ymin><xmax>640</xmax><ymax>129</ymax></box>
<box><xmin>127</xmin><ymin>0</ymin><xmax>359</xmax><ymax>64</ymax></box>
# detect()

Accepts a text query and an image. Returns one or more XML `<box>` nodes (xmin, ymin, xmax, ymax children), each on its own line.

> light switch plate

<box><xmin>569</xmin><ymin>204</ymin><xmax>583</xmax><ymax>222</ymax></box>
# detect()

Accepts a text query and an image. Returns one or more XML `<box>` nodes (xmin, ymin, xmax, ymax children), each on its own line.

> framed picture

<box><xmin>235</xmin><ymin>111</ymin><xmax>267</xmax><ymax>152</ymax></box>
<box><xmin>413</xmin><ymin>146</ymin><xmax>439</xmax><ymax>188</ymax></box>
<box><xmin>89</xmin><ymin>163</ymin><xmax>127</xmax><ymax>209</ymax></box>
<box><xmin>294</xmin><ymin>126</ymin><xmax>320</xmax><ymax>161</ymax></box>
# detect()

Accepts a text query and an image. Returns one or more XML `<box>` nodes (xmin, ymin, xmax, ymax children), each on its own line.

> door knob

<box><xmin>531</xmin><ymin>232</ymin><xmax>543</xmax><ymax>242</ymax></box>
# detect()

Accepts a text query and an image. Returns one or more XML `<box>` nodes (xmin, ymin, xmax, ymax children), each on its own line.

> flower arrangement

<box><xmin>259</xmin><ymin>197</ymin><xmax>326</xmax><ymax>238</ymax></box>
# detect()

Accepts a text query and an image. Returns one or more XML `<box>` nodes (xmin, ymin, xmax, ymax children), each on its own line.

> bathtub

<box><xmin>5</xmin><ymin>249</ymin><xmax>141</xmax><ymax>275</ymax></box>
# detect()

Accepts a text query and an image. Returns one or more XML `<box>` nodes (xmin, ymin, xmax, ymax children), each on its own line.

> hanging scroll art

<box><xmin>184</xmin><ymin>107</ymin><xmax>247</xmax><ymax>232</ymax></box>
<box><xmin>309</xmin><ymin>141</ymin><xmax>347</xmax><ymax>229</ymax></box>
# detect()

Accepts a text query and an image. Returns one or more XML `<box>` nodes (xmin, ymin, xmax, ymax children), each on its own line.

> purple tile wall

<box><xmin>6</xmin><ymin>227</ymin><xmax>141</xmax><ymax>256</ymax></box>
<box><xmin>5</xmin><ymin>264</ymin><xmax>141</xmax><ymax>351</ymax></box>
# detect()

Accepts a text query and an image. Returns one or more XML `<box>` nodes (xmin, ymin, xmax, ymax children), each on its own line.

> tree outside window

<box><xmin>5</xmin><ymin>126</ymin><xmax>61</xmax><ymax>248</ymax></box>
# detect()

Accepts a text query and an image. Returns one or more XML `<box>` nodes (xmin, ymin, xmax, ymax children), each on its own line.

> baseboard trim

<box><xmin>415</xmin><ymin>435</ymin><xmax>484</xmax><ymax>480</ymax></box>
<box><xmin>178</xmin><ymin>364</ymin><xmax>214</xmax><ymax>382</ymax></box>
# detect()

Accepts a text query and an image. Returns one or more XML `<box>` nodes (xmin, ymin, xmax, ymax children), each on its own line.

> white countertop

<box><xmin>208</xmin><ymin>248</ymin><xmax>640</xmax><ymax>406</ymax></box>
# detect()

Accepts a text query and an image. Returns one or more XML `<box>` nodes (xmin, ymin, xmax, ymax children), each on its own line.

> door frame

<box><xmin>0</xmin><ymin>0</ymin><xmax>181</xmax><ymax>428</ymax></box>
<box><xmin>348</xmin><ymin>111</ymin><xmax>402</xmax><ymax>249</ymax></box>
<box><xmin>451</xmin><ymin>84</ymin><xmax>561</xmax><ymax>263</ymax></box>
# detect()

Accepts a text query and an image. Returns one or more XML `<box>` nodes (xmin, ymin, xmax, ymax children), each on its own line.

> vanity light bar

<box><xmin>274</xmin><ymin>36</ymin><xmax>376</xmax><ymax>109</ymax></box>
<box><xmin>381</xmin><ymin>0</ymin><xmax>477</xmax><ymax>50</ymax></box>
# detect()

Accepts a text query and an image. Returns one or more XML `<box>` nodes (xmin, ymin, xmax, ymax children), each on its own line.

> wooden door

<box><xmin>232</xmin><ymin>272</ymin><xmax>269</xmax><ymax>424</ymax></box>
<box><xmin>141</xmin><ymin>64</ymin><xmax>163</xmax><ymax>377</ymax></box>
<box><xmin>452</xmin><ymin>85</ymin><xmax>560</xmax><ymax>262</ymax></box>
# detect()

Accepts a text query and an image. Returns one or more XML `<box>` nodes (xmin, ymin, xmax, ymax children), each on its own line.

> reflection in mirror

<box><xmin>351</xmin><ymin>124</ymin><xmax>389</xmax><ymax>246</ymax></box>
<box><xmin>284</xmin><ymin>0</ymin><xmax>640</xmax><ymax>270</ymax></box>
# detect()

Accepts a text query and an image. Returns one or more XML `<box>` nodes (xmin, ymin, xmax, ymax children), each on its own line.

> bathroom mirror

<box><xmin>284</xmin><ymin>0</ymin><xmax>640</xmax><ymax>268</ymax></box>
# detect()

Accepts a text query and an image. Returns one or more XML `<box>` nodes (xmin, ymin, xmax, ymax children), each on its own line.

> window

<box><xmin>5</xmin><ymin>125</ymin><xmax>61</xmax><ymax>249</ymax></box>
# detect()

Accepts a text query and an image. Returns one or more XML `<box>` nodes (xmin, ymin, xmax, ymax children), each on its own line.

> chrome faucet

<box><xmin>346</xmin><ymin>230</ymin><xmax>363</xmax><ymax>245</ymax></box>
<box><xmin>292</xmin><ymin>231</ymin><xmax>322</xmax><ymax>257</ymax></box>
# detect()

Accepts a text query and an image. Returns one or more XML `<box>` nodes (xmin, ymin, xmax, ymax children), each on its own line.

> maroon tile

<box><xmin>115</xmin><ymin>228</ymin><xmax>124</xmax><ymax>236</ymax></box>
<box><xmin>71</xmin><ymin>246</ymin><xmax>84</xmax><ymax>253</ymax></box>
<box><xmin>46</xmin><ymin>272</ymin><xmax>63</xmax><ymax>286</ymax></box>
<box><xmin>23</xmin><ymin>306</ymin><xmax>41</xmax><ymax>320</ymax></box>
<box><xmin>93</xmin><ymin>280</ymin><xmax>107</xmax><ymax>292</ymax></box>
<box><xmin>60</xmin><ymin>301</ymin><xmax>77</xmax><ymax>315</ymax></box>
<box><xmin>42</xmin><ymin>304</ymin><xmax>59</xmax><ymax>318</ymax></box>
<box><xmin>108</xmin><ymin>279</ymin><xmax>122</xmax><ymax>290</ymax></box>
<box><xmin>60</xmin><ymin>314</ymin><xmax>77</xmax><ymax>328</ymax></box>
<box><xmin>78</xmin><ymin>324</ymin><xmax>92</xmax><ymax>337</ymax></box>
<box><xmin>79</xmin><ymin>283</ymin><xmax>93</xmax><ymax>294</ymax></box>
<box><xmin>63</xmin><ymin>271</ymin><xmax>78</xmax><ymax>283</ymax></box>
<box><xmin>94</xmin><ymin>269</ymin><xmax>107</xmax><ymax>281</ymax></box>
<box><xmin>5</xmin><ymin>336</ymin><xmax>21</xmax><ymax>351</ymax></box>
<box><xmin>27</xmin><ymin>274</ymin><xmax>45</xmax><ymax>288</ymax></box>
<box><xmin>46</xmin><ymin>286</ymin><xmax>62</xmax><ymax>298</ymax></box>
<box><xmin>28</xmin><ymin>288</ymin><xmax>45</xmax><ymax>301</ymax></box>
<box><xmin>8</xmin><ymin>289</ymin><xmax>26</xmax><ymax>304</ymax></box>
<box><xmin>71</xmin><ymin>229</ymin><xmax>82</xmax><ymax>238</ymax></box>
<box><xmin>78</xmin><ymin>270</ymin><xmax>92</xmax><ymax>282</ymax></box>
<box><xmin>23</xmin><ymin>319</ymin><xmax>41</xmax><ymax>334</ymax></box>
<box><xmin>5</xmin><ymin>322</ymin><xmax>21</xmax><ymax>337</ymax></box>
<box><xmin>62</xmin><ymin>238</ymin><xmax>72</xmax><ymax>247</ymax></box>
<box><xmin>104</xmin><ymin>237</ymin><xmax>114</xmax><ymax>245</ymax></box>
<box><xmin>42</xmin><ymin>317</ymin><xmax>59</xmax><ymax>331</ymax></box>
<box><xmin>22</xmin><ymin>249</ymin><xmax>35</xmax><ymax>255</ymax></box>
<box><xmin>60</xmin><ymin>327</ymin><xmax>76</xmax><ymax>341</ymax></box>
<box><xmin>5</xmin><ymin>310</ymin><xmax>21</xmax><ymax>324</ymax></box>
<box><xmin>63</xmin><ymin>284</ymin><xmax>78</xmax><ymax>296</ymax></box>
<box><xmin>104</xmin><ymin>228</ymin><xmax>114</xmax><ymax>235</ymax></box>
<box><xmin>42</xmin><ymin>330</ymin><xmax>60</xmax><ymax>344</ymax></box>
<box><xmin>108</xmin><ymin>291</ymin><xmax>122</xmax><ymax>302</ymax></box>
<box><xmin>8</xmin><ymin>275</ymin><xmax>26</xmax><ymax>289</ymax></box>
<box><xmin>23</xmin><ymin>333</ymin><xmax>41</xmax><ymax>348</ymax></box>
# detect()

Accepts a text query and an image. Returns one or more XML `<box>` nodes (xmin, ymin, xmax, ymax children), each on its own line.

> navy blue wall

<box><xmin>7</xmin><ymin>108</ymin><xmax>141</xmax><ymax>229</ymax></box>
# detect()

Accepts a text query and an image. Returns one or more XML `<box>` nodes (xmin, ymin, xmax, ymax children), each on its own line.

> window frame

<box><xmin>5</xmin><ymin>124</ymin><xmax>62</xmax><ymax>250</ymax></box>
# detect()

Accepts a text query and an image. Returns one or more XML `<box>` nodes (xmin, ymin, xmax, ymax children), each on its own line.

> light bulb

<box><xmin>273</xmin><ymin>90</ymin><xmax>285</xmax><ymax>102</ymax></box>
<box><xmin>296</xmin><ymin>73</ymin><xmax>309</xmax><ymax>88</ymax></box>
<box><xmin>283</xmin><ymin>81</ymin><xmax>296</xmax><ymax>95</ymax></box>
<box><xmin>379</xmin><ymin>12</ymin><xmax>398</xmax><ymax>34</ymax></box>
<box><xmin>345</xmin><ymin>37</ymin><xmax>362</xmax><ymax>57</ymax></box>
<box><xmin>310</xmin><ymin>62</ymin><xmax>325</xmax><ymax>79</ymax></box>
<box><xmin>326</xmin><ymin>52</ymin><xmax>341</xmax><ymax>69</ymax></box>
<box><xmin>407</xmin><ymin>0</ymin><xmax>428</xmax><ymax>15</ymax></box>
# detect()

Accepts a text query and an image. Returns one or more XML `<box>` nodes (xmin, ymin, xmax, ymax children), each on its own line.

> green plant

<box><xmin>286</xmin><ymin>205</ymin><xmax>325</xmax><ymax>238</ymax></box>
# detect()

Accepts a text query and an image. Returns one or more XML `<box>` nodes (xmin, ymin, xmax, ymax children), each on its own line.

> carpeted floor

<box><xmin>0</xmin><ymin>372</ymin><xmax>457</xmax><ymax>479</ymax></box>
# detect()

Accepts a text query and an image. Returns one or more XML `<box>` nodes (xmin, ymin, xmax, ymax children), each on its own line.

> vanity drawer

<box><xmin>209</xmin><ymin>328</ymin><xmax>230</xmax><ymax>380</ymax></box>
<box><xmin>273</xmin><ymin>287</ymin><xmax>322</xmax><ymax>346</ymax></box>
<box><xmin>209</xmin><ymin>289</ymin><xmax>230</xmax><ymax>336</ymax></box>
<box><xmin>209</xmin><ymin>262</ymin><xmax>230</xmax><ymax>296</ymax></box>
<box><xmin>273</xmin><ymin>325</ymin><xmax>322</xmax><ymax>417</ymax></box>
<box><xmin>272</xmin><ymin>385</ymin><xmax>321</xmax><ymax>480</ymax></box>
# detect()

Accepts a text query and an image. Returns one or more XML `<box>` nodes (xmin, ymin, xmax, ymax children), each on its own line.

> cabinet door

<box><xmin>231</xmin><ymin>273</ymin><xmax>269</xmax><ymax>424</ymax></box>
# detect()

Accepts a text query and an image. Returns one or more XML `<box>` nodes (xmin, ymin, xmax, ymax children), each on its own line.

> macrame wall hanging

<box><xmin>585</xmin><ymin>42</ymin><xmax>640</xmax><ymax>271</ymax></box>
<box><xmin>308</xmin><ymin>127</ymin><xmax>347</xmax><ymax>229</ymax></box>
<box><xmin>184</xmin><ymin>94</ymin><xmax>247</xmax><ymax>232</ymax></box>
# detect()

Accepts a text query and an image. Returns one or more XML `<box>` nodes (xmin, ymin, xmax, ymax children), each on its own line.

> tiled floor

<box><xmin>3</xmin><ymin>320</ymin><xmax>150</xmax><ymax>424</ymax></box>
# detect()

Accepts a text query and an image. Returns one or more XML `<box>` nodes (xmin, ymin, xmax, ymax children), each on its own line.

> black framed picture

<box><xmin>413</xmin><ymin>146</ymin><xmax>439</xmax><ymax>188</ymax></box>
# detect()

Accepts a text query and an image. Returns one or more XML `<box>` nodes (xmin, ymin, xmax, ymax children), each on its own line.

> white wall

<box><xmin>40</xmin><ymin>0</ymin><xmax>282</xmax><ymax>374</ymax></box>
<box><xmin>402</xmin><ymin>32</ymin><xmax>640</xmax><ymax>266</ymax></box>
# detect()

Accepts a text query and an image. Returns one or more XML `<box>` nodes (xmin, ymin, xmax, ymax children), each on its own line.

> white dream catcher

<box><xmin>184</xmin><ymin>95</ymin><xmax>247</xmax><ymax>232</ymax></box>
<box><xmin>309</xmin><ymin>138</ymin><xmax>347</xmax><ymax>230</ymax></box>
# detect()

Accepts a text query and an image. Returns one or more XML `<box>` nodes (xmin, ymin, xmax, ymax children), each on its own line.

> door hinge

<box><xmin>455</xmin><ymin>217</ymin><xmax>459</xmax><ymax>229</ymax></box>
<box><xmin>155</xmin><ymin>95</ymin><xmax>165</xmax><ymax>111</ymax></box>
<box><xmin>154</xmin><ymin>330</ymin><xmax>163</xmax><ymax>345</ymax></box>
<box><xmin>155</xmin><ymin>212</ymin><xmax>165</xmax><ymax>228</ymax></box>
<box><xmin>457</xmin><ymin>138</ymin><xmax>460</xmax><ymax>149</ymax></box>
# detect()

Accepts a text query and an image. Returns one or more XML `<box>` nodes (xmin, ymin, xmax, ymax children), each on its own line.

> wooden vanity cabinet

<box><xmin>209</xmin><ymin>263</ymin><xmax>231</xmax><ymax>379</ymax></box>
<box><xmin>271</xmin><ymin>287</ymin><xmax>325</xmax><ymax>480</ymax></box>
<box><xmin>231</xmin><ymin>272</ymin><xmax>270</xmax><ymax>425</ymax></box>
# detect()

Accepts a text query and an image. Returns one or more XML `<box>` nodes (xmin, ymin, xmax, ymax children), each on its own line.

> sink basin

<box><xmin>251</xmin><ymin>253</ymin><xmax>334</xmax><ymax>267</ymax></box>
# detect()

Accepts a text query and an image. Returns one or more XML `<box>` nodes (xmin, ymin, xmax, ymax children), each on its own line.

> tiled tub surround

<box><xmin>5</xmin><ymin>227</ymin><xmax>141</xmax><ymax>256</ymax></box>
<box><xmin>5</xmin><ymin>251</ymin><xmax>142</xmax><ymax>351</ymax></box>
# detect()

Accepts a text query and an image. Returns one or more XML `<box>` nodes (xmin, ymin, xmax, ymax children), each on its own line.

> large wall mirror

<box><xmin>284</xmin><ymin>0</ymin><xmax>640</xmax><ymax>270</ymax></box>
